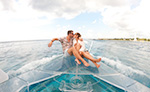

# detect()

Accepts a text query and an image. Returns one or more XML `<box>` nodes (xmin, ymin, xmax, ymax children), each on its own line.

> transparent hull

<box><xmin>1</xmin><ymin>55</ymin><xmax>150</xmax><ymax>92</ymax></box>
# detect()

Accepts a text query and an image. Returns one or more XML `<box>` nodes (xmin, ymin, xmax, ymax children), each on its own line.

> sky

<box><xmin>0</xmin><ymin>0</ymin><xmax>150</xmax><ymax>42</ymax></box>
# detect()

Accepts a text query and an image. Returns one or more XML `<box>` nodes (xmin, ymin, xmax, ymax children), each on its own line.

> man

<box><xmin>48</xmin><ymin>30</ymin><xmax>90</xmax><ymax>67</ymax></box>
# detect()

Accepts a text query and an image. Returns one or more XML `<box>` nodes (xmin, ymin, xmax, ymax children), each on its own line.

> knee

<box><xmin>86</xmin><ymin>51</ymin><xmax>89</xmax><ymax>54</ymax></box>
<box><xmin>72</xmin><ymin>47</ymin><xmax>76</xmax><ymax>50</ymax></box>
<box><xmin>76</xmin><ymin>43</ymin><xmax>81</xmax><ymax>47</ymax></box>
<box><xmin>80</xmin><ymin>51</ymin><xmax>83</xmax><ymax>55</ymax></box>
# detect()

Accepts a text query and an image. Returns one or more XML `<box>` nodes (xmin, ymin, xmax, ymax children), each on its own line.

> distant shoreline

<box><xmin>1</xmin><ymin>38</ymin><xmax>150</xmax><ymax>43</ymax></box>
<box><xmin>97</xmin><ymin>38</ymin><xmax>150</xmax><ymax>42</ymax></box>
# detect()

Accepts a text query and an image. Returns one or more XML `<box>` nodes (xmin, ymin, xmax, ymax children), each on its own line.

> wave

<box><xmin>97</xmin><ymin>56</ymin><xmax>150</xmax><ymax>88</ymax></box>
<box><xmin>8</xmin><ymin>54</ymin><xmax>63</xmax><ymax>76</ymax></box>
<box><xmin>97</xmin><ymin>56</ymin><xmax>147</xmax><ymax>76</ymax></box>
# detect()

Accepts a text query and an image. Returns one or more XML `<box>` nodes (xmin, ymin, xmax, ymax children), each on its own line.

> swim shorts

<box><xmin>64</xmin><ymin>49</ymin><xmax>70</xmax><ymax>57</ymax></box>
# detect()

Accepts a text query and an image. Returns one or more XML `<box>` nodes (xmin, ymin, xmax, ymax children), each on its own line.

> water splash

<box><xmin>8</xmin><ymin>54</ymin><xmax>63</xmax><ymax>76</ymax></box>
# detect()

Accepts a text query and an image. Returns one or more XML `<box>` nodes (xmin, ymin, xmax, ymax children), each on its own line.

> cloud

<box><xmin>0</xmin><ymin>0</ymin><xmax>132</xmax><ymax>20</ymax></box>
<box><xmin>92</xmin><ymin>20</ymin><xmax>97</xmax><ymax>24</ymax></box>
<box><xmin>102</xmin><ymin>7</ymin><xmax>132</xmax><ymax>31</ymax></box>
<box><xmin>0</xmin><ymin>0</ymin><xmax>150</xmax><ymax>41</ymax></box>
<box><xmin>0</xmin><ymin>0</ymin><xmax>55</xmax><ymax>41</ymax></box>
<box><xmin>29</xmin><ymin>0</ymin><xmax>145</xmax><ymax>38</ymax></box>
<box><xmin>101</xmin><ymin>0</ymin><xmax>150</xmax><ymax>38</ymax></box>
<box><xmin>29</xmin><ymin>0</ymin><xmax>130</xmax><ymax>19</ymax></box>
<box><xmin>29</xmin><ymin>0</ymin><xmax>87</xmax><ymax>19</ymax></box>
<box><xmin>82</xmin><ymin>29</ymin><xmax>96</xmax><ymax>39</ymax></box>
<box><xmin>0</xmin><ymin>0</ymin><xmax>14</xmax><ymax>11</ymax></box>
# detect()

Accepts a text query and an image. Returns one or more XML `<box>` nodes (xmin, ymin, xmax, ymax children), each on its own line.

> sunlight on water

<box><xmin>0</xmin><ymin>39</ymin><xmax>150</xmax><ymax>88</ymax></box>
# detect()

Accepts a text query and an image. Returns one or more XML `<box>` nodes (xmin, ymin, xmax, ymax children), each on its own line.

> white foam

<box><xmin>8</xmin><ymin>54</ymin><xmax>63</xmax><ymax>76</ymax></box>
<box><xmin>97</xmin><ymin>56</ymin><xmax>147</xmax><ymax>76</ymax></box>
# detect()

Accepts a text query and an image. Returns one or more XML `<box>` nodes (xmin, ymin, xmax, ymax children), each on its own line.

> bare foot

<box><xmin>96</xmin><ymin>64</ymin><xmax>100</xmax><ymax>68</ymax></box>
<box><xmin>95</xmin><ymin>58</ymin><xmax>101</xmax><ymax>62</ymax></box>
<box><xmin>75</xmin><ymin>59</ymin><xmax>81</xmax><ymax>64</ymax></box>
<box><xmin>83</xmin><ymin>62</ymin><xmax>90</xmax><ymax>67</ymax></box>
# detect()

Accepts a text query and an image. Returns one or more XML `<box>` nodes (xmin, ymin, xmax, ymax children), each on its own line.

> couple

<box><xmin>48</xmin><ymin>30</ymin><xmax>101</xmax><ymax>68</ymax></box>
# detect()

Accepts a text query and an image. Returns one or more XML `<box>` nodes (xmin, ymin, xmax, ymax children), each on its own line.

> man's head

<box><xmin>67</xmin><ymin>30</ymin><xmax>74</xmax><ymax>38</ymax></box>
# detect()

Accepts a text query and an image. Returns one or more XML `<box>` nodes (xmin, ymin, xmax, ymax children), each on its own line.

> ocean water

<box><xmin>0</xmin><ymin>39</ymin><xmax>150</xmax><ymax>88</ymax></box>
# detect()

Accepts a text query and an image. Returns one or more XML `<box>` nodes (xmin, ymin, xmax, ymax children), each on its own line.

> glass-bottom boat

<box><xmin>0</xmin><ymin>55</ymin><xmax>150</xmax><ymax>92</ymax></box>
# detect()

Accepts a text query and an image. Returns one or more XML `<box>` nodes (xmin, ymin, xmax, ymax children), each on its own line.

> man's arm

<box><xmin>48</xmin><ymin>38</ymin><xmax>59</xmax><ymax>47</ymax></box>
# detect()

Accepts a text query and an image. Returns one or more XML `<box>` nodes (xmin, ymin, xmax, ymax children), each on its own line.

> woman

<box><xmin>73</xmin><ymin>32</ymin><xmax>101</xmax><ymax>68</ymax></box>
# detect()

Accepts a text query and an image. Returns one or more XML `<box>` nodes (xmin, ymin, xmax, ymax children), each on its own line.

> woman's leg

<box><xmin>74</xmin><ymin>43</ymin><xmax>81</xmax><ymax>53</ymax></box>
<box><xmin>74</xmin><ymin>43</ymin><xmax>82</xmax><ymax>64</ymax></box>
<box><xmin>91</xmin><ymin>60</ymin><xmax>100</xmax><ymax>68</ymax></box>
<box><xmin>81</xmin><ymin>51</ymin><xmax>101</xmax><ymax>62</ymax></box>
<box><xmin>67</xmin><ymin>47</ymin><xmax>89</xmax><ymax>67</ymax></box>
<box><xmin>75</xmin><ymin>58</ymin><xmax>81</xmax><ymax>64</ymax></box>
<box><xmin>80</xmin><ymin>51</ymin><xmax>101</xmax><ymax>68</ymax></box>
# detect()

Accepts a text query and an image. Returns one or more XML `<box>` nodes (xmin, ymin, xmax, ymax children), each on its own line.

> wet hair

<box><xmin>76</xmin><ymin>32</ymin><xmax>81</xmax><ymax>38</ymax></box>
<box><xmin>67</xmin><ymin>30</ymin><xmax>73</xmax><ymax>35</ymax></box>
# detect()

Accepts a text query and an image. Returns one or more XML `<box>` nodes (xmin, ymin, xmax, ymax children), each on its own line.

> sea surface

<box><xmin>0</xmin><ymin>39</ymin><xmax>150</xmax><ymax>88</ymax></box>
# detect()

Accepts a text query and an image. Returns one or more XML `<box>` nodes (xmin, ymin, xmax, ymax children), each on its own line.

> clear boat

<box><xmin>0</xmin><ymin>55</ymin><xmax>150</xmax><ymax>92</ymax></box>
<box><xmin>0</xmin><ymin>41</ymin><xmax>150</xmax><ymax>92</ymax></box>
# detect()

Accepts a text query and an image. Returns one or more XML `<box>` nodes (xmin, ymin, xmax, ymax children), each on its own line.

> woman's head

<box><xmin>74</xmin><ymin>32</ymin><xmax>81</xmax><ymax>38</ymax></box>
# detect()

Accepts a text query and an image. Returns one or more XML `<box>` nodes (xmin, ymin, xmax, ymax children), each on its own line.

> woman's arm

<box><xmin>79</xmin><ymin>37</ymin><xmax>83</xmax><ymax>41</ymax></box>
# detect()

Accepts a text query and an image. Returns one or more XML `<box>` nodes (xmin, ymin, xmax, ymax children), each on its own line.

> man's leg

<box><xmin>67</xmin><ymin>47</ymin><xmax>89</xmax><ymax>67</ymax></box>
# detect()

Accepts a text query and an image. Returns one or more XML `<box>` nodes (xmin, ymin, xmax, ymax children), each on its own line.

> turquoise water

<box><xmin>20</xmin><ymin>74</ymin><xmax>125</xmax><ymax>92</ymax></box>
<box><xmin>0</xmin><ymin>39</ymin><xmax>150</xmax><ymax>89</ymax></box>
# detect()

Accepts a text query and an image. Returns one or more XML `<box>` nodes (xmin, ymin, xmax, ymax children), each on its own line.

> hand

<box><xmin>48</xmin><ymin>41</ymin><xmax>53</xmax><ymax>47</ymax></box>
<box><xmin>79</xmin><ymin>37</ymin><xmax>83</xmax><ymax>41</ymax></box>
